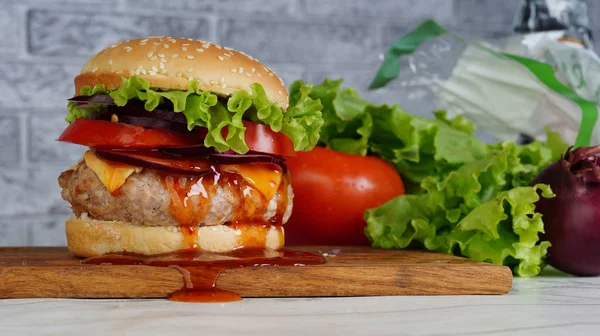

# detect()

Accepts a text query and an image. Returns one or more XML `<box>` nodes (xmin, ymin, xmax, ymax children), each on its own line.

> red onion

<box><xmin>92</xmin><ymin>105</ymin><xmax>189</xmax><ymax>125</ymax></box>
<box><xmin>531</xmin><ymin>146</ymin><xmax>600</xmax><ymax>276</ymax></box>
<box><xmin>203</xmin><ymin>153</ymin><xmax>286</xmax><ymax>167</ymax></box>
<box><xmin>95</xmin><ymin>150</ymin><xmax>212</xmax><ymax>175</ymax></box>
<box><xmin>116</xmin><ymin>116</ymin><xmax>189</xmax><ymax>133</ymax></box>
<box><xmin>69</xmin><ymin>95</ymin><xmax>114</xmax><ymax>105</ymax></box>
<box><xmin>71</xmin><ymin>94</ymin><xmax>188</xmax><ymax>125</ymax></box>
<box><xmin>159</xmin><ymin>146</ymin><xmax>285</xmax><ymax>166</ymax></box>
<box><xmin>96</xmin><ymin>149</ymin><xmax>286</xmax><ymax>175</ymax></box>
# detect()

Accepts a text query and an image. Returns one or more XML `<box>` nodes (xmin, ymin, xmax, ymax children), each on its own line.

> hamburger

<box><xmin>58</xmin><ymin>37</ymin><xmax>324</xmax><ymax>257</ymax></box>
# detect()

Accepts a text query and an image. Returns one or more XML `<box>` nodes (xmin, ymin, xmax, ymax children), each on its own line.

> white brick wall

<box><xmin>0</xmin><ymin>0</ymin><xmax>598</xmax><ymax>245</ymax></box>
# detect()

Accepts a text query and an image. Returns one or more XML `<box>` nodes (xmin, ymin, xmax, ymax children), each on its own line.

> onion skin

<box><xmin>531</xmin><ymin>146</ymin><xmax>600</xmax><ymax>276</ymax></box>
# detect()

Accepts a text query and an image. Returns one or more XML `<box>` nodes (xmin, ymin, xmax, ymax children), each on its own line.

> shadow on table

<box><xmin>539</xmin><ymin>266</ymin><xmax>573</xmax><ymax>278</ymax></box>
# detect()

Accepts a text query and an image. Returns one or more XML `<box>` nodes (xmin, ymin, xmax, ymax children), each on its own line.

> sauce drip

<box><xmin>162</xmin><ymin>174</ymin><xmax>210</xmax><ymax>227</ymax></box>
<box><xmin>159</xmin><ymin>166</ymin><xmax>291</xmax><ymax>250</ymax></box>
<box><xmin>82</xmin><ymin>249</ymin><xmax>325</xmax><ymax>302</ymax></box>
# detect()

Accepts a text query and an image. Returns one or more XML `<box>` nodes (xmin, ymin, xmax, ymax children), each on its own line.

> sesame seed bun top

<box><xmin>74</xmin><ymin>36</ymin><xmax>289</xmax><ymax>109</ymax></box>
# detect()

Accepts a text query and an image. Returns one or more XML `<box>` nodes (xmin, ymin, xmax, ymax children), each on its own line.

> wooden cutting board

<box><xmin>0</xmin><ymin>247</ymin><xmax>512</xmax><ymax>299</ymax></box>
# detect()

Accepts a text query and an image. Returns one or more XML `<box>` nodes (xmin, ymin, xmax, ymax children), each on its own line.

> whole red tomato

<box><xmin>285</xmin><ymin>146</ymin><xmax>405</xmax><ymax>245</ymax></box>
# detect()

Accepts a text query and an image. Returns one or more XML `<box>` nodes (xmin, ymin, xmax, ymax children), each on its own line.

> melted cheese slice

<box><xmin>223</xmin><ymin>164</ymin><xmax>282</xmax><ymax>201</ymax></box>
<box><xmin>83</xmin><ymin>150</ymin><xmax>142</xmax><ymax>194</ymax></box>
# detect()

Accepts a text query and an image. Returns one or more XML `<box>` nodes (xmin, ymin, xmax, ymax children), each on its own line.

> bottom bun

<box><xmin>66</xmin><ymin>214</ymin><xmax>284</xmax><ymax>257</ymax></box>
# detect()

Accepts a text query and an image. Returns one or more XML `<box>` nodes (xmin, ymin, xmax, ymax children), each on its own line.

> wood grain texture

<box><xmin>0</xmin><ymin>247</ymin><xmax>512</xmax><ymax>298</ymax></box>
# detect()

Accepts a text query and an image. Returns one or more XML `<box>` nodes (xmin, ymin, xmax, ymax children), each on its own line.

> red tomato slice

<box><xmin>58</xmin><ymin>118</ymin><xmax>296</xmax><ymax>156</ymax></box>
<box><xmin>239</xmin><ymin>121</ymin><xmax>296</xmax><ymax>157</ymax></box>
<box><xmin>58</xmin><ymin>119</ymin><xmax>201</xmax><ymax>148</ymax></box>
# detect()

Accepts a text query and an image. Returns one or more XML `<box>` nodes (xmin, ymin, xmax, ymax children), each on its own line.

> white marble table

<box><xmin>1</xmin><ymin>268</ymin><xmax>599</xmax><ymax>336</ymax></box>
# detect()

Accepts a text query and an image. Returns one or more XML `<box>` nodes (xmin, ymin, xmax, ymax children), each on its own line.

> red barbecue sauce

<box><xmin>82</xmin><ymin>164</ymin><xmax>324</xmax><ymax>302</ymax></box>
<box><xmin>82</xmin><ymin>249</ymin><xmax>325</xmax><ymax>302</ymax></box>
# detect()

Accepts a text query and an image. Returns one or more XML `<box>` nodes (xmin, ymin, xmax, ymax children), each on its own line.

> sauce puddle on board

<box><xmin>82</xmin><ymin>249</ymin><xmax>326</xmax><ymax>303</ymax></box>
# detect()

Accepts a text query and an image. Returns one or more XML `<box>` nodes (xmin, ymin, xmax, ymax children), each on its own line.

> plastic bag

<box><xmin>370</xmin><ymin>19</ymin><xmax>600</xmax><ymax>147</ymax></box>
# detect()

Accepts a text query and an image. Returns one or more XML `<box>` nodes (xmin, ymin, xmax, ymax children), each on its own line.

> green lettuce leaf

<box><xmin>285</xmin><ymin>83</ymin><xmax>326</xmax><ymax>151</ymax></box>
<box><xmin>292</xmin><ymin>78</ymin><xmax>488</xmax><ymax>187</ymax></box>
<box><xmin>66</xmin><ymin>76</ymin><xmax>324</xmax><ymax>154</ymax></box>
<box><xmin>300</xmin><ymin>78</ymin><xmax>559</xmax><ymax>276</ymax></box>
<box><xmin>545</xmin><ymin>126</ymin><xmax>570</xmax><ymax>161</ymax></box>
<box><xmin>365</xmin><ymin>142</ymin><xmax>555</xmax><ymax>276</ymax></box>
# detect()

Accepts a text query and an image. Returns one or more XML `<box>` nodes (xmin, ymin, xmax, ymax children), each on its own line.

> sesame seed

<box><xmin>187</xmin><ymin>67</ymin><xmax>194</xmax><ymax>73</ymax></box>
<box><xmin>278</xmin><ymin>90</ymin><xmax>283</xmax><ymax>95</ymax></box>
<box><xmin>220</xmin><ymin>76</ymin><xmax>225</xmax><ymax>83</ymax></box>
<box><xmin>224</xmin><ymin>46</ymin><xmax>233</xmax><ymax>51</ymax></box>
<box><xmin>110</xmin><ymin>44</ymin><xmax>118</xmax><ymax>48</ymax></box>
<box><xmin>91</xmin><ymin>67</ymin><xmax>98</xmax><ymax>73</ymax></box>
<box><xmin>182</xmin><ymin>43</ymin><xmax>190</xmax><ymax>46</ymax></box>
<box><xmin>245</xmin><ymin>72</ymin><xmax>252</xmax><ymax>77</ymax></box>
<box><xmin>108</xmin><ymin>59</ymin><xmax>113</xmax><ymax>65</ymax></box>
<box><xmin>221</xmin><ymin>83</ymin><xmax>227</xmax><ymax>89</ymax></box>
<box><xmin>187</xmin><ymin>55</ymin><xmax>195</xmax><ymax>60</ymax></box>
<box><xmin>224</xmin><ymin>53</ymin><xmax>231</xmax><ymax>57</ymax></box>
<box><xmin>150</xmin><ymin>56</ymin><xmax>157</xmax><ymax>60</ymax></box>
<box><xmin>176</xmin><ymin>72</ymin><xmax>183</xmax><ymax>78</ymax></box>
<box><xmin>196</xmin><ymin>48</ymin><xmax>204</xmax><ymax>52</ymax></box>
<box><xmin>251</xmin><ymin>68</ymin><xmax>256</xmax><ymax>72</ymax></box>
<box><xmin>152</xmin><ymin>66</ymin><xmax>158</xmax><ymax>72</ymax></box>
<box><xmin>256</xmin><ymin>72</ymin><xmax>262</xmax><ymax>77</ymax></box>
<box><xmin>238</xmin><ymin>67</ymin><xmax>243</xmax><ymax>74</ymax></box>
<box><xmin>116</xmin><ymin>70</ymin><xmax>123</xmax><ymax>74</ymax></box>
<box><xmin>158</xmin><ymin>53</ymin><xmax>165</xmax><ymax>58</ymax></box>
<box><xmin>149</xmin><ymin>70</ymin><xmax>157</xmax><ymax>76</ymax></box>
<box><xmin>230</xmin><ymin>68</ymin><xmax>237</xmax><ymax>73</ymax></box>
<box><xmin>269</xmin><ymin>73</ymin><xmax>274</xmax><ymax>76</ymax></box>
<box><xmin>159</xmin><ymin>62</ymin><xmax>165</xmax><ymax>69</ymax></box>
<box><xmin>163</xmin><ymin>44</ymin><xmax>169</xmax><ymax>48</ymax></box>
<box><xmin>168</xmin><ymin>38</ymin><xmax>176</xmax><ymax>43</ymax></box>
<box><xmin>209</xmin><ymin>80</ymin><xmax>218</xmax><ymax>85</ymax></box>
<box><xmin>124</xmin><ymin>46</ymin><xmax>132</xmax><ymax>51</ymax></box>
<box><xmin>141</xmin><ymin>68</ymin><xmax>147</xmax><ymax>75</ymax></box>
<box><xmin>181</xmin><ymin>47</ymin><xmax>187</xmax><ymax>51</ymax></box>
<box><xmin>153</xmin><ymin>42</ymin><xmax>159</xmax><ymax>46</ymax></box>
<box><xmin>187</xmin><ymin>38</ymin><xmax>193</xmax><ymax>41</ymax></box>
<box><xmin>160</xmin><ymin>69</ymin><xmax>167</xmax><ymax>75</ymax></box>
<box><xmin>215</xmin><ymin>45</ymin><xmax>222</xmax><ymax>49</ymax></box>
<box><xmin>172</xmin><ymin>53</ymin><xmax>179</xmax><ymax>58</ymax></box>
<box><xmin>217</xmin><ymin>56</ymin><xmax>224</xmax><ymax>61</ymax></box>
<box><xmin>140</xmin><ymin>38</ymin><xmax>148</xmax><ymax>43</ymax></box>
<box><xmin>147</xmin><ymin>52</ymin><xmax>154</xmax><ymax>58</ymax></box>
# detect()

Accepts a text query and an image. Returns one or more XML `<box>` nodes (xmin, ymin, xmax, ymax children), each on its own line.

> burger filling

<box><xmin>66</xmin><ymin>75</ymin><xmax>324</xmax><ymax>154</ymax></box>
<box><xmin>59</xmin><ymin>151</ymin><xmax>293</xmax><ymax>228</ymax></box>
